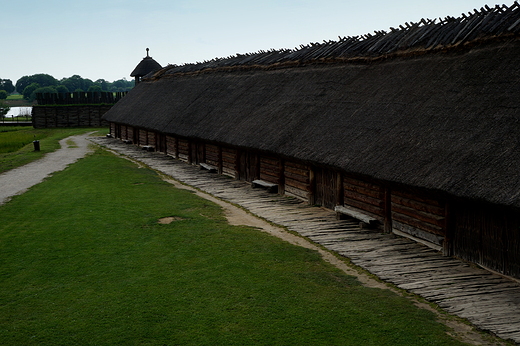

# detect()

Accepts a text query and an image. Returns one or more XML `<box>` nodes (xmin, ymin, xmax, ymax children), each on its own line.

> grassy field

<box><xmin>6</xmin><ymin>95</ymin><xmax>23</xmax><ymax>100</ymax></box>
<box><xmin>3</xmin><ymin>95</ymin><xmax>33</xmax><ymax>107</ymax></box>
<box><xmin>0</xmin><ymin>127</ymin><xmax>107</xmax><ymax>174</ymax></box>
<box><xmin>0</xmin><ymin>146</ymin><xmax>471</xmax><ymax>345</ymax></box>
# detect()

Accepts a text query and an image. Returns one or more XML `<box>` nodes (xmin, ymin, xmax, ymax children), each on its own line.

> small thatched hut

<box><xmin>104</xmin><ymin>3</ymin><xmax>520</xmax><ymax>279</ymax></box>
<box><xmin>130</xmin><ymin>48</ymin><xmax>162</xmax><ymax>85</ymax></box>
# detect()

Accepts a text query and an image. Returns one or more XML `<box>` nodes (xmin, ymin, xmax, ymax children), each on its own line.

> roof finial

<box><xmin>146</xmin><ymin>48</ymin><xmax>150</xmax><ymax>57</ymax></box>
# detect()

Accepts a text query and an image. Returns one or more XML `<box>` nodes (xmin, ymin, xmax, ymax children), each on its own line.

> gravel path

<box><xmin>0</xmin><ymin>133</ymin><xmax>94</xmax><ymax>206</ymax></box>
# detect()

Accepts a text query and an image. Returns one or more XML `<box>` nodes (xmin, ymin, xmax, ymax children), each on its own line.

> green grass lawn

<box><xmin>3</xmin><ymin>95</ymin><xmax>33</xmax><ymax>107</ymax></box>
<box><xmin>0</xmin><ymin>148</ymin><xmax>470</xmax><ymax>345</ymax></box>
<box><xmin>6</xmin><ymin>95</ymin><xmax>23</xmax><ymax>100</ymax></box>
<box><xmin>0</xmin><ymin>127</ymin><xmax>107</xmax><ymax>174</ymax></box>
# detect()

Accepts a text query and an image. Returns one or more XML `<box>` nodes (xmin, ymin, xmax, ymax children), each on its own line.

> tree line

<box><xmin>0</xmin><ymin>74</ymin><xmax>134</xmax><ymax>101</ymax></box>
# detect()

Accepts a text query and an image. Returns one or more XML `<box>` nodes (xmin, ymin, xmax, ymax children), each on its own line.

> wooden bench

<box><xmin>251</xmin><ymin>179</ymin><xmax>278</xmax><ymax>193</ymax></box>
<box><xmin>142</xmin><ymin>145</ymin><xmax>155</xmax><ymax>152</ymax></box>
<box><xmin>334</xmin><ymin>205</ymin><xmax>379</xmax><ymax>228</ymax></box>
<box><xmin>199</xmin><ymin>163</ymin><xmax>218</xmax><ymax>173</ymax></box>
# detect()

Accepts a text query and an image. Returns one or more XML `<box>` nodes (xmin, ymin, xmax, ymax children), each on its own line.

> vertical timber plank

<box><xmin>384</xmin><ymin>187</ymin><xmax>392</xmax><ymax>233</ymax></box>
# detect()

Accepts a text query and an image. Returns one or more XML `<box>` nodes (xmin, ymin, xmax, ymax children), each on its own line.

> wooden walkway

<box><xmin>94</xmin><ymin>137</ymin><xmax>520</xmax><ymax>344</ymax></box>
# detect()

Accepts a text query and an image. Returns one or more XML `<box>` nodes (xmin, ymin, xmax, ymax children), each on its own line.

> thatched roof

<box><xmin>130</xmin><ymin>49</ymin><xmax>162</xmax><ymax>78</ymax></box>
<box><xmin>104</xmin><ymin>3</ymin><xmax>520</xmax><ymax>208</ymax></box>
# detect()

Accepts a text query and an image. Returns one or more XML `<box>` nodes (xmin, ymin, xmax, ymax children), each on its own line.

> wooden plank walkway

<box><xmin>93</xmin><ymin>137</ymin><xmax>520</xmax><ymax>344</ymax></box>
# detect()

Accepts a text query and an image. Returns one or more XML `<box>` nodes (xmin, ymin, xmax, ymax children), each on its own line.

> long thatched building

<box><xmin>104</xmin><ymin>3</ymin><xmax>520</xmax><ymax>279</ymax></box>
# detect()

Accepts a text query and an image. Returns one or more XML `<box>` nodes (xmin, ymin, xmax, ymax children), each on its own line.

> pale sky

<box><xmin>1</xmin><ymin>0</ymin><xmax>504</xmax><ymax>84</ymax></box>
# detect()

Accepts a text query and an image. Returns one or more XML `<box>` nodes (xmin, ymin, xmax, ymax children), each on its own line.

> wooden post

<box><xmin>234</xmin><ymin>149</ymin><xmax>240</xmax><ymax>180</ymax></box>
<box><xmin>174</xmin><ymin>137</ymin><xmax>179</xmax><ymax>159</ymax></box>
<box><xmin>384</xmin><ymin>187</ymin><xmax>393</xmax><ymax>233</ymax></box>
<box><xmin>217</xmin><ymin>146</ymin><xmax>223</xmax><ymax>174</ymax></box>
<box><xmin>336</xmin><ymin>172</ymin><xmax>344</xmax><ymax>206</ymax></box>
<box><xmin>308</xmin><ymin>166</ymin><xmax>316</xmax><ymax>205</ymax></box>
<box><xmin>187</xmin><ymin>141</ymin><xmax>193</xmax><ymax>164</ymax></box>
<box><xmin>278</xmin><ymin>159</ymin><xmax>285</xmax><ymax>195</ymax></box>
<box><xmin>255</xmin><ymin>154</ymin><xmax>260</xmax><ymax>180</ymax></box>
<box><xmin>443</xmin><ymin>201</ymin><xmax>453</xmax><ymax>256</ymax></box>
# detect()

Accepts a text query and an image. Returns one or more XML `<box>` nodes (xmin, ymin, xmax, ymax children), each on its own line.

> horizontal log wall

<box><xmin>127</xmin><ymin>126</ymin><xmax>134</xmax><ymax>142</ymax></box>
<box><xmin>177</xmin><ymin>139</ymin><xmax>190</xmax><ymax>161</ymax></box>
<box><xmin>139</xmin><ymin>130</ymin><xmax>148</xmax><ymax>146</ymax></box>
<box><xmin>259</xmin><ymin>155</ymin><xmax>281</xmax><ymax>184</ymax></box>
<box><xmin>166</xmin><ymin>136</ymin><xmax>177</xmax><ymax>157</ymax></box>
<box><xmin>147</xmin><ymin>132</ymin><xmax>155</xmax><ymax>147</ymax></box>
<box><xmin>122</xmin><ymin>125</ymin><xmax>129</xmax><ymax>140</ymax></box>
<box><xmin>222</xmin><ymin>147</ymin><xmax>238</xmax><ymax>177</ymax></box>
<box><xmin>284</xmin><ymin>160</ymin><xmax>309</xmax><ymax>200</ymax></box>
<box><xmin>391</xmin><ymin>188</ymin><xmax>445</xmax><ymax>245</ymax></box>
<box><xmin>32</xmin><ymin>105</ymin><xmax>111</xmax><ymax>128</ymax></box>
<box><xmin>205</xmin><ymin>144</ymin><xmax>220</xmax><ymax>167</ymax></box>
<box><xmin>343</xmin><ymin>175</ymin><xmax>385</xmax><ymax>221</ymax></box>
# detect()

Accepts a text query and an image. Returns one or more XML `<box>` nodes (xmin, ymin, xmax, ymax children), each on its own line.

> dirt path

<box><xmin>0</xmin><ymin>133</ymin><xmax>94</xmax><ymax>205</ymax></box>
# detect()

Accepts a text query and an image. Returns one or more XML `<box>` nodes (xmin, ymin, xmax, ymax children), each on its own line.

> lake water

<box><xmin>4</xmin><ymin>107</ymin><xmax>32</xmax><ymax>118</ymax></box>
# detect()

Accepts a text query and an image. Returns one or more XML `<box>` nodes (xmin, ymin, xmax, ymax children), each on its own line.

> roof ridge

<box><xmin>152</xmin><ymin>1</ymin><xmax>520</xmax><ymax>78</ymax></box>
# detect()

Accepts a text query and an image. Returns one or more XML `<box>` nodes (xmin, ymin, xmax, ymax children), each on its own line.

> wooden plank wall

<box><xmin>157</xmin><ymin>134</ymin><xmax>167</xmax><ymax>153</ymax></box>
<box><xmin>391</xmin><ymin>189</ymin><xmax>445</xmax><ymax>246</ymax></box>
<box><xmin>36</xmin><ymin>91</ymin><xmax>127</xmax><ymax>105</ymax></box>
<box><xmin>166</xmin><ymin>136</ymin><xmax>177</xmax><ymax>157</ymax></box>
<box><xmin>139</xmin><ymin>130</ymin><xmax>148</xmax><ymax>146</ymax></box>
<box><xmin>110</xmin><ymin>123</ymin><xmax>116</xmax><ymax>136</ymax></box>
<box><xmin>205</xmin><ymin>144</ymin><xmax>220</xmax><ymax>168</ymax></box>
<box><xmin>32</xmin><ymin>105</ymin><xmax>111</xmax><ymax>128</ymax></box>
<box><xmin>284</xmin><ymin>160</ymin><xmax>309</xmax><ymax>200</ymax></box>
<box><xmin>313</xmin><ymin>168</ymin><xmax>338</xmax><ymax>209</ymax></box>
<box><xmin>191</xmin><ymin>142</ymin><xmax>204</xmax><ymax>164</ymax></box>
<box><xmin>147</xmin><ymin>132</ymin><xmax>155</xmax><ymax>148</ymax></box>
<box><xmin>177</xmin><ymin>139</ymin><xmax>190</xmax><ymax>162</ymax></box>
<box><xmin>259</xmin><ymin>155</ymin><xmax>282</xmax><ymax>184</ymax></box>
<box><xmin>120</xmin><ymin>125</ymin><xmax>127</xmax><ymax>140</ymax></box>
<box><xmin>222</xmin><ymin>147</ymin><xmax>238</xmax><ymax>177</ymax></box>
<box><xmin>343</xmin><ymin>175</ymin><xmax>385</xmax><ymax>221</ymax></box>
<box><xmin>453</xmin><ymin>202</ymin><xmax>520</xmax><ymax>278</ymax></box>
<box><xmin>127</xmin><ymin>126</ymin><xmax>134</xmax><ymax>143</ymax></box>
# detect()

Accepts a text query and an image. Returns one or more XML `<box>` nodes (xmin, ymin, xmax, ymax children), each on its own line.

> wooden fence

<box><xmin>36</xmin><ymin>91</ymin><xmax>127</xmax><ymax>105</ymax></box>
<box><xmin>32</xmin><ymin>91</ymin><xmax>127</xmax><ymax>128</ymax></box>
<box><xmin>32</xmin><ymin>105</ymin><xmax>112</xmax><ymax>128</ymax></box>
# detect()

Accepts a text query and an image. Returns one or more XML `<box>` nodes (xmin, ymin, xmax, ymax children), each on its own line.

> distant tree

<box><xmin>95</xmin><ymin>79</ymin><xmax>109</xmax><ymax>91</ymax></box>
<box><xmin>0</xmin><ymin>90</ymin><xmax>7</xmax><ymax>100</ymax></box>
<box><xmin>55</xmin><ymin>85</ymin><xmax>69</xmax><ymax>93</ymax></box>
<box><xmin>87</xmin><ymin>84</ymin><xmax>103</xmax><ymax>92</ymax></box>
<box><xmin>22</xmin><ymin>83</ymin><xmax>40</xmax><ymax>100</ymax></box>
<box><xmin>29</xmin><ymin>86</ymin><xmax>58</xmax><ymax>102</ymax></box>
<box><xmin>60</xmin><ymin>75</ymin><xmax>93</xmax><ymax>93</ymax></box>
<box><xmin>16</xmin><ymin>74</ymin><xmax>58</xmax><ymax>94</ymax></box>
<box><xmin>0</xmin><ymin>79</ymin><xmax>15</xmax><ymax>94</ymax></box>
<box><xmin>0</xmin><ymin>100</ymin><xmax>9</xmax><ymax>118</ymax></box>
<box><xmin>109</xmin><ymin>78</ymin><xmax>134</xmax><ymax>92</ymax></box>
<box><xmin>73</xmin><ymin>88</ymin><xmax>84</xmax><ymax>93</ymax></box>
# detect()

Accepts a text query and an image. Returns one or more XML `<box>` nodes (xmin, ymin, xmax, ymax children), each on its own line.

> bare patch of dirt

<box><xmin>158</xmin><ymin>216</ymin><xmax>183</xmax><ymax>224</ymax></box>
<box><xmin>159</xmin><ymin>176</ymin><xmax>508</xmax><ymax>346</ymax></box>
